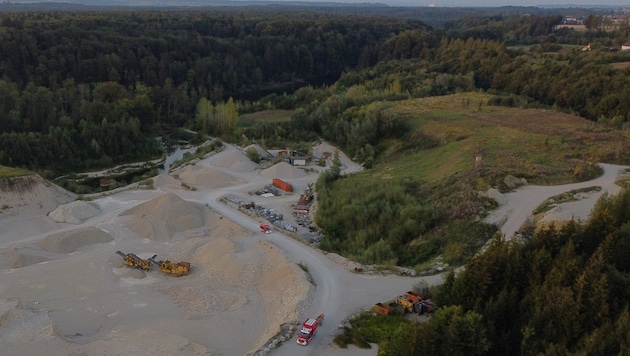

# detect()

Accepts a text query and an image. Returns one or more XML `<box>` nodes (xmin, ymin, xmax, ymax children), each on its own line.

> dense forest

<box><xmin>337</xmin><ymin>189</ymin><xmax>630</xmax><ymax>355</ymax></box>
<box><xmin>0</xmin><ymin>10</ymin><xmax>428</xmax><ymax>173</ymax></box>
<box><xmin>3</xmin><ymin>10</ymin><xmax>630</xmax><ymax>175</ymax></box>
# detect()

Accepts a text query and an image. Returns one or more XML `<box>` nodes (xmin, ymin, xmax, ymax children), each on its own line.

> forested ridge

<box><xmin>0</xmin><ymin>10</ymin><xmax>428</xmax><ymax>173</ymax></box>
<box><xmin>338</xmin><ymin>189</ymin><xmax>630</xmax><ymax>355</ymax></box>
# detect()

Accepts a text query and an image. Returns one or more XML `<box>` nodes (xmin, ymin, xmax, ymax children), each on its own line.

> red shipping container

<box><xmin>272</xmin><ymin>178</ymin><xmax>293</xmax><ymax>192</ymax></box>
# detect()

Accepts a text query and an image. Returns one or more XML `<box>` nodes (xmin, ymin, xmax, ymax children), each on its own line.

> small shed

<box><xmin>290</xmin><ymin>156</ymin><xmax>308</xmax><ymax>166</ymax></box>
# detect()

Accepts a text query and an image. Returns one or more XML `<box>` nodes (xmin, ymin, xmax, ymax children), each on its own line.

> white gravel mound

<box><xmin>0</xmin><ymin>298</ymin><xmax>68</xmax><ymax>343</ymax></box>
<box><xmin>178</xmin><ymin>165</ymin><xmax>244</xmax><ymax>189</ymax></box>
<box><xmin>120</xmin><ymin>192</ymin><xmax>205</xmax><ymax>241</ymax></box>
<box><xmin>212</xmin><ymin>149</ymin><xmax>258</xmax><ymax>172</ymax></box>
<box><xmin>48</xmin><ymin>201</ymin><xmax>100</xmax><ymax>224</ymax></box>
<box><xmin>260</xmin><ymin>161</ymin><xmax>306</xmax><ymax>179</ymax></box>
<box><xmin>37</xmin><ymin>227</ymin><xmax>113</xmax><ymax>254</ymax></box>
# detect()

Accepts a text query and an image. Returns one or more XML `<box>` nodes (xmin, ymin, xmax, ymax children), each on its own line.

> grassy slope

<box><xmin>370</xmin><ymin>92</ymin><xmax>630</xmax><ymax>186</ymax></box>
<box><xmin>0</xmin><ymin>165</ymin><xmax>32</xmax><ymax>178</ymax></box>
<box><xmin>239</xmin><ymin>109</ymin><xmax>294</xmax><ymax>127</ymax></box>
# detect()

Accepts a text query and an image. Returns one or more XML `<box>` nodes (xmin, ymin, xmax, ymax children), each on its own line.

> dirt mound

<box><xmin>37</xmin><ymin>227</ymin><xmax>113</xmax><ymax>254</ymax></box>
<box><xmin>212</xmin><ymin>149</ymin><xmax>258</xmax><ymax>172</ymax></box>
<box><xmin>260</xmin><ymin>161</ymin><xmax>306</xmax><ymax>179</ymax></box>
<box><xmin>203</xmin><ymin>209</ymin><xmax>250</xmax><ymax>238</ymax></box>
<box><xmin>48</xmin><ymin>201</ymin><xmax>100</xmax><ymax>224</ymax></box>
<box><xmin>178</xmin><ymin>165</ymin><xmax>244</xmax><ymax>189</ymax></box>
<box><xmin>7</xmin><ymin>247</ymin><xmax>52</xmax><ymax>269</ymax></box>
<box><xmin>191</xmin><ymin>237</ymin><xmax>256</xmax><ymax>287</ymax></box>
<box><xmin>312</xmin><ymin>142</ymin><xmax>337</xmax><ymax>159</ymax></box>
<box><xmin>157</xmin><ymin>285</ymin><xmax>246</xmax><ymax>316</ymax></box>
<box><xmin>255</xmin><ymin>240</ymin><xmax>311</xmax><ymax>343</ymax></box>
<box><xmin>0</xmin><ymin>298</ymin><xmax>68</xmax><ymax>343</ymax></box>
<box><xmin>86</xmin><ymin>326</ymin><xmax>211</xmax><ymax>356</ymax></box>
<box><xmin>0</xmin><ymin>175</ymin><xmax>76</xmax><ymax>219</ymax></box>
<box><xmin>120</xmin><ymin>192</ymin><xmax>205</xmax><ymax>241</ymax></box>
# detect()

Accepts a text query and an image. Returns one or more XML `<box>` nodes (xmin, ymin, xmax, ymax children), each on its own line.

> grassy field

<box><xmin>239</xmin><ymin>109</ymin><xmax>294</xmax><ymax>127</ymax></box>
<box><xmin>367</xmin><ymin>92</ymin><xmax>630</xmax><ymax>186</ymax></box>
<box><xmin>611</xmin><ymin>61</ymin><xmax>630</xmax><ymax>70</ymax></box>
<box><xmin>0</xmin><ymin>165</ymin><xmax>32</xmax><ymax>178</ymax></box>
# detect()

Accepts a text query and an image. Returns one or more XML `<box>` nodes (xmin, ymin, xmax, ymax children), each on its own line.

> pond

<box><xmin>159</xmin><ymin>145</ymin><xmax>196</xmax><ymax>174</ymax></box>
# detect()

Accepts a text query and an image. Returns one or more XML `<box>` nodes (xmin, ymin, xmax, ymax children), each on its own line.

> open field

<box><xmin>611</xmin><ymin>61</ymin><xmax>630</xmax><ymax>70</ymax></box>
<box><xmin>240</xmin><ymin>109</ymin><xmax>294</xmax><ymax>127</ymax></box>
<box><xmin>369</xmin><ymin>92</ymin><xmax>630</xmax><ymax>185</ymax></box>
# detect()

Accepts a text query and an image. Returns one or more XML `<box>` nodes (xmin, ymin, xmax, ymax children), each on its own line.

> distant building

<box><xmin>622</xmin><ymin>42</ymin><xmax>630</xmax><ymax>50</ymax></box>
<box><xmin>290</xmin><ymin>156</ymin><xmax>308</xmax><ymax>166</ymax></box>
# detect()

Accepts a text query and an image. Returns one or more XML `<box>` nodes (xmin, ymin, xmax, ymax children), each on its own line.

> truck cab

<box><xmin>296</xmin><ymin>314</ymin><xmax>324</xmax><ymax>345</ymax></box>
<box><xmin>260</xmin><ymin>224</ymin><xmax>272</xmax><ymax>234</ymax></box>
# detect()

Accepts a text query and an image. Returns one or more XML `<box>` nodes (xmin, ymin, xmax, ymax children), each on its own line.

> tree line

<box><xmin>0</xmin><ymin>10</ymin><xmax>429</xmax><ymax>174</ymax></box>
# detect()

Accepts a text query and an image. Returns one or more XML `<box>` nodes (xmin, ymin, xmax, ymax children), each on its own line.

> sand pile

<box><xmin>0</xmin><ymin>299</ymin><xmax>67</xmax><ymax>343</ymax></box>
<box><xmin>190</xmin><ymin>236</ymin><xmax>261</xmax><ymax>288</ymax></box>
<box><xmin>260</xmin><ymin>161</ymin><xmax>307</xmax><ymax>179</ymax></box>
<box><xmin>255</xmin><ymin>240</ymin><xmax>311</xmax><ymax>342</ymax></box>
<box><xmin>48</xmin><ymin>201</ymin><xmax>100</xmax><ymax>224</ymax></box>
<box><xmin>177</xmin><ymin>165</ymin><xmax>244</xmax><ymax>189</ymax></box>
<box><xmin>203</xmin><ymin>209</ymin><xmax>250</xmax><ymax>238</ymax></box>
<box><xmin>120</xmin><ymin>192</ymin><xmax>205</xmax><ymax>241</ymax></box>
<box><xmin>37</xmin><ymin>227</ymin><xmax>113</xmax><ymax>254</ymax></box>
<box><xmin>212</xmin><ymin>149</ymin><xmax>258</xmax><ymax>172</ymax></box>
<box><xmin>5</xmin><ymin>227</ymin><xmax>113</xmax><ymax>269</ymax></box>
<box><xmin>85</xmin><ymin>327</ymin><xmax>211</xmax><ymax>356</ymax></box>
<box><xmin>181</xmin><ymin>236</ymin><xmax>310</xmax><ymax>350</ymax></box>
<box><xmin>6</xmin><ymin>247</ymin><xmax>51</xmax><ymax>269</ymax></box>
<box><xmin>312</xmin><ymin>142</ymin><xmax>337</xmax><ymax>159</ymax></box>
<box><xmin>157</xmin><ymin>284</ymin><xmax>245</xmax><ymax>316</ymax></box>
<box><xmin>0</xmin><ymin>175</ymin><xmax>76</xmax><ymax>219</ymax></box>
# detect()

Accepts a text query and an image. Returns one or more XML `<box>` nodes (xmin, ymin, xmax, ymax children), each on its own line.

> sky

<box><xmin>386</xmin><ymin>1</ymin><xmax>629</xmax><ymax>6</ymax></box>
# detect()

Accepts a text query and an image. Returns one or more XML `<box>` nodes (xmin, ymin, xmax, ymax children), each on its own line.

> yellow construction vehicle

<box><xmin>396</xmin><ymin>295</ymin><xmax>424</xmax><ymax>314</ymax></box>
<box><xmin>116</xmin><ymin>251</ymin><xmax>155</xmax><ymax>271</ymax></box>
<box><xmin>149</xmin><ymin>257</ymin><xmax>191</xmax><ymax>276</ymax></box>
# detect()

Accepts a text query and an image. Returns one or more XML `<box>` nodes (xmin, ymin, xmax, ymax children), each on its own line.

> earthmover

<box><xmin>149</xmin><ymin>257</ymin><xmax>191</xmax><ymax>276</ymax></box>
<box><xmin>115</xmin><ymin>251</ymin><xmax>155</xmax><ymax>271</ymax></box>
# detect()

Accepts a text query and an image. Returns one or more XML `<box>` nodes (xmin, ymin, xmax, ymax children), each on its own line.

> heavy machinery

<box><xmin>405</xmin><ymin>291</ymin><xmax>436</xmax><ymax>314</ymax></box>
<box><xmin>116</xmin><ymin>251</ymin><xmax>155</xmax><ymax>271</ymax></box>
<box><xmin>149</xmin><ymin>256</ymin><xmax>191</xmax><ymax>276</ymax></box>
<box><xmin>296</xmin><ymin>313</ymin><xmax>324</xmax><ymax>346</ymax></box>
<box><xmin>396</xmin><ymin>295</ymin><xmax>424</xmax><ymax>314</ymax></box>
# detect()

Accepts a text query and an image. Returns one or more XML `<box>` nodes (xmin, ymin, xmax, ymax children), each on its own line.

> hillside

<box><xmin>0</xmin><ymin>175</ymin><xmax>76</xmax><ymax>219</ymax></box>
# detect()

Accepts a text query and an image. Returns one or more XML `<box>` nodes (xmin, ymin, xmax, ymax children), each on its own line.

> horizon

<box><xmin>2</xmin><ymin>0</ymin><xmax>630</xmax><ymax>7</ymax></box>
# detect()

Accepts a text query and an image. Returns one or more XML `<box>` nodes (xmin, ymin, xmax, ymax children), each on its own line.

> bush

<box><xmin>245</xmin><ymin>147</ymin><xmax>261</xmax><ymax>163</ymax></box>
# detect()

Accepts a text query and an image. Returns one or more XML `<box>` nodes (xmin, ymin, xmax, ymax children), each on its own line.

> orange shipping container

<box><xmin>272</xmin><ymin>178</ymin><xmax>293</xmax><ymax>192</ymax></box>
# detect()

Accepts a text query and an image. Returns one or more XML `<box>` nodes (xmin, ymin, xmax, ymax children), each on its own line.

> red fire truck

<box><xmin>260</xmin><ymin>224</ymin><xmax>272</xmax><ymax>234</ymax></box>
<box><xmin>296</xmin><ymin>313</ymin><xmax>324</xmax><ymax>345</ymax></box>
